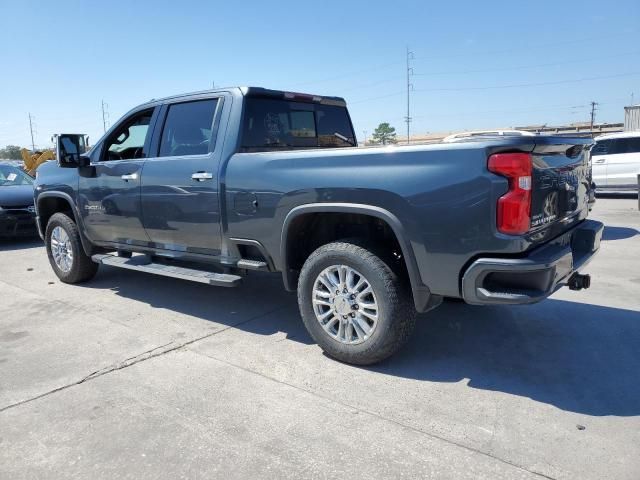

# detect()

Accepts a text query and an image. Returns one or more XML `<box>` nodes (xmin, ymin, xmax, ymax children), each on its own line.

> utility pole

<box><xmin>101</xmin><ymin>100</ymin><xmax>109</xmax><ymax>133</ymax></box>
<box><xmin>28</xmin><ymin>113</ymin><xmax>36</xmax><ymax>151</ymax></box>
<box><xmin>405</xmin><ymin>46</ymin><xmax>414</xmax><ymax>144</ymax></box>
<box><xmin>589</xmin><ymin>101</ymin><xmax>598</xmax><ymax>138</ymax></box>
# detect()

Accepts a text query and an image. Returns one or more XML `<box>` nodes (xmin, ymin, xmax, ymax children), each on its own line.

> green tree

<box><xmin>371</xmin><ymin>123</ymin><xmax>397</xmax><ymax>145</ymax></box>
<box><xmin>0</xmin><ymin>145</ymin><xmax>23</xmax><ymax>160</ymax></box>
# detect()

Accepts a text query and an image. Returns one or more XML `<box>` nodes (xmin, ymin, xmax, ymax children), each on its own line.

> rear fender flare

<box><xmin>280</xmin><ymin>203</ymin><xmax>434</xmax><ymax>312</ymax></box>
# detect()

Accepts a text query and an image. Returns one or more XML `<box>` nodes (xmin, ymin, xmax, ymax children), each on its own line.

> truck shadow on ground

<box><xmin>83</xmin><ymin>267</ymin><xmax>639</xmax><ymax>418</ymax></box>
<box><xmin>382</xmin><ymin>299</ymin><xmax>640</xmax><ymax>417</ymax></box>
<box><xmin>0</xmin><ymin>236</ymin><xmax>42</xmax><ymax>252</ymax></box>
<box><xmin>602</xmin><ymin>225</ymin><xmax>639</xmax><ymax>241</ymax></box>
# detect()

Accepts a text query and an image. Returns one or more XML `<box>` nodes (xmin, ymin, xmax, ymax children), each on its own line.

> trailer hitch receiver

<box><xmin>568</xmin><ymin>273</ymin><xmax>591</xmax><ymax>291</ymax></box>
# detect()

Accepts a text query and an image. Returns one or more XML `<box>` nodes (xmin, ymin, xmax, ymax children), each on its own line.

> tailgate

<box><xmin>529</xmin><ymin>139</ymin><xmax>593</xmax><ymax>244</ymax></box>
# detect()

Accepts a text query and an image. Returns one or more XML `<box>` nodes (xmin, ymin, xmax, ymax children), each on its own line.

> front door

<box><xmin>591</xmin><ymin>139</ymin><xmax>609</xmax><ymax>187</ymax></box>
<box><xmin>78</xmin><ymin>108</ymin><xmax>157</xmax><ymax>246</ymax></box>
<box><xmin>140</xmin><ymin>97</ymin><xmax>224</xmax><ymax>256</ymax></box>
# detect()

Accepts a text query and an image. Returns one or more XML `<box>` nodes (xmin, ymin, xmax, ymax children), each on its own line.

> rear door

<box><xmin>591</xmin><ymin>139</ymin><xmax>610</xmax><ymax>187</ymax></box>
<box><xmin>140</xmin><ymin>95</ymin><xmax>226</xmax><ymax>256</ymax></box>
<box><xmin>606</xmin><ymin>137</ymin><xmax>640</xmax><ymax>188</ymax></box>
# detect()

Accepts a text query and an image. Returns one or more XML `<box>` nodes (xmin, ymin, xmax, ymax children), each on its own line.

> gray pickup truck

<box><xmin>34</xmin><ymin>87</ymin><xmax>603</xmax><ymax>364</ymax></box>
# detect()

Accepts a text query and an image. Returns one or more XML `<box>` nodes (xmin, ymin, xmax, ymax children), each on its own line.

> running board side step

<box><xmin>91</xmin><ymin>254</ymin><xmax>242</xmax><ymax>287</ymax></box>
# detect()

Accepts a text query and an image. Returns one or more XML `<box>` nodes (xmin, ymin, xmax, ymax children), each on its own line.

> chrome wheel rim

<box><xmin>312</xmin><ymin>265</ymin><xmax>379</xmax><ymax>345</ymax></box>
<box><xmin>50</xmin><ymin>226</ymin><xmax>73</xmax><ymax>273</ymax></box>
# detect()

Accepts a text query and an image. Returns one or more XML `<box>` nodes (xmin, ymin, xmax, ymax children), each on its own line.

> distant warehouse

<box><xmin>624</xmin><ymin>105</ymin><xmax>640</xmax><ymax>131</ymax></box>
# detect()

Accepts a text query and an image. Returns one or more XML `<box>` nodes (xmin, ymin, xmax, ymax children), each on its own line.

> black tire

<box><xmin>45</xmin><ymin>212</ymin><xmax>99</xmax><ymax>284</ymax></box>
<box><xmin>297</xmin><ymin>241</ymin><xmax>416</xmax><ymax>365</ymax></box>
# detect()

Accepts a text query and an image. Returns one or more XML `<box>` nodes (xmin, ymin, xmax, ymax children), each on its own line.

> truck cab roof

<box><xmin>145</xmin><ymin>87</ymin><xmax>347</xmax><ymax>107</ymax></box>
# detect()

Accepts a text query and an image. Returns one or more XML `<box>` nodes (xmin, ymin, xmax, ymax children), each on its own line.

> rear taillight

<box><xmin>488</xmin><ymin>152</ymin><xmax>532</xmax><ymax>235</ymax></box>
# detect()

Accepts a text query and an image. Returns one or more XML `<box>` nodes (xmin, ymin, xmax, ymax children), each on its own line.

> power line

<box><xmin>290</xmin><ymin>30</ymin><xmax>638</xmax><ymax>89</ymax></box>
<box><xmin>338</xmin><ymin>76</ymin><xmax>404</xmax><ymax>93</ymax></box>
<box><xmin>414</xmin><ymin>72</ymin><xmax>640</xmax><ymax>93</ymax></box>
<box><xmin>412</xmin><ymin>30</ymin><xmax>639</xmax><ymax>61</ymax></box>
<box><xmin>432</xmin><ymin>103</ymin><xmax>590</xmax><ymax>118</ymax></box>
<box><xmin>348</xmin><ymin>71</ymin><xmax>640</xmax><ymax>104</ymax></box>
<box><xmin>342</xmin><ymin>51</ymin><xmax>640</xmax><ymax>97</ymax></box>
<box><xmin>356</xmin><ymin>96</ymin><xmax>632</xmax><ymax>132</ymax></box>
<box><xmin>349</xmin><ymin>91</ymin><xmax>405</xmax><ymax>105</ymax></box>
<box><xmin>413</xmin><ymin>51</ymin><xmax>640</xmax><ymax>77</ymax></box>
<box><xmin>290</xmin><ymin>61</ymin><xmax>403</xmax><ymax>88</ymax></box>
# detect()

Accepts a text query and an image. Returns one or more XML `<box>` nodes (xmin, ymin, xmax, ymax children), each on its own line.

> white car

<box><xmin>591</xmin><ymin>132</ymin><xmax>640</xmax><ymax>192</ymax></box>
<box><xmin>442</xmin><ymin>130</ymin><xmax>536</xmax><ymax>143</ymax></box>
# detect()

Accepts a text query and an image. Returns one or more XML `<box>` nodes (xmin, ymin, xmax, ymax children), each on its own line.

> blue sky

<box><xmin>1</xmin><ymin>0</ymin><xmax>638</xmax><ymax>147</ymax></box>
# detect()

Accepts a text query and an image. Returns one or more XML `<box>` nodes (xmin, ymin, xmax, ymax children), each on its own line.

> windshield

<box><xmin>0</xmin><ymin>165</ymin><xmax>33</xmax><ymax>186</ymax></box>
<box><xmin>240</xmin><ymin>98</ymin><xmax>355</xmax><ymax>152</ymax></box>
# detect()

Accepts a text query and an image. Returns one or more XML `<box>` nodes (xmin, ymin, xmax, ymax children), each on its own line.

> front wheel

<box><xmin>45</xmin><ymin>212</ymin><xmax>99</xmax><ymax>284</ymax></box>
<box><xmin>297</xmin><ymin>241</ymin><xmax>416</xmax><ymax>365</ymax></box>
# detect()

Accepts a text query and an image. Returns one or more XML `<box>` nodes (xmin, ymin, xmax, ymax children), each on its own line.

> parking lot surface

<box><xmin>1</xmin><ymin>198</ymin><xmax>638</xmax><ymax>479</ymax></box>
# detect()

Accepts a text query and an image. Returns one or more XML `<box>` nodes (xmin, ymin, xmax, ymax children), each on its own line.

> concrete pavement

<box><xmin>1</xmin><ymin>198</ymin><xmax>638</xmax><ymax>479</ymax></box>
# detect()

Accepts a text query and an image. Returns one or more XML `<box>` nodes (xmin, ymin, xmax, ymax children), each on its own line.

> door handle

<box><xmin>192</xmin><ymin>172</ymin><xmax>214</xmax><ymax>181</ymax></box>
<box><xmin>593</xmin><ymin>158</ymin><xmax>606</xmax><ymax>164</ymax></box>
<box><xmin>121</xmin><ymin>173</ymin><xmax>138</xmax><ymax>181</ymax></box>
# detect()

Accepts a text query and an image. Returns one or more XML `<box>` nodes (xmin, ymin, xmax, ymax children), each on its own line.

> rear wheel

<box><xmin>297</xmin><ymin>241</ymin><xmax>416</xmax><ymax>365</ymax></box>
<box><xmin>45</xmin><ymin>213</ymin><xmax>98</xmax><ymax>283</ymax></box>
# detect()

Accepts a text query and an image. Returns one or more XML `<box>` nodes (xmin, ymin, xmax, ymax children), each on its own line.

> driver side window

<box><xmin>104</xmin><ymin>109</ymin><xmax>154</xmax><ymax>161</ymax></box>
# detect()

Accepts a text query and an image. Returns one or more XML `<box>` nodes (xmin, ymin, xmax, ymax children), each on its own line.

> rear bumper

<box><xmin>461</xmin><ymin>219</ymin><xmax>604</xmax><ymax>305</ymax></box>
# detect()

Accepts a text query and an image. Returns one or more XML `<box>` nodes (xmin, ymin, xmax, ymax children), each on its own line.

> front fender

<box><xmin>36</xmin><ymin>190</ymin><xmax>94</xmax><ymax>256</ymax></box>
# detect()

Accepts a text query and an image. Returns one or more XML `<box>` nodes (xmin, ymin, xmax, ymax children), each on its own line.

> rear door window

<box><xmin>241</xmin><ymin>98</ymin><xmax>355</xmax><ymax>152</ymax></box>
<box><xmin>159</xmin><ymin>99</ymin><xmax>218</xmax><ymax>157</ymax></box>
<box><xmin>613</xmin><ymin>137</ymin><xmax>640</xmax><ymax>154</ymax></box>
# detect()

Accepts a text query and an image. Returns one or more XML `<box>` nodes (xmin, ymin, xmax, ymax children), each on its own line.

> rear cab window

<box><xmin>240</xmin><ymin>96</ymin><xmax>355</xmax><ymax>152</ymax></box>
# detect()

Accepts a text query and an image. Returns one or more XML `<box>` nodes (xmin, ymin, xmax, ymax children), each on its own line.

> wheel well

<box><xmin>284</xmin><ymin>212</ymin><xmax>409</xmax><ymax>286</ymax></box>
<box><xmin>38</xmin><ymin>196</ymin><xmax>74</xmax><ymax>232</ymax></box>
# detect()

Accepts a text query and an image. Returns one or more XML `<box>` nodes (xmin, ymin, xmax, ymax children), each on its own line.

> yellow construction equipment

<box><xmin>20</xmin><ymin>134</ymin><xmax>88</xmax><ymax>176</ymax></box>
<box><xmin>20</xmin><ymin>148</ymin><xmax>55</xmax><ymax>176</ymax></box>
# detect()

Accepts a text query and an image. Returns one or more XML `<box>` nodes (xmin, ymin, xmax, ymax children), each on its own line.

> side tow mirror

<box><xmin>55</xmin><ymin>134</ymin><xmax>88</xmax><ymax>168</ymax></box>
